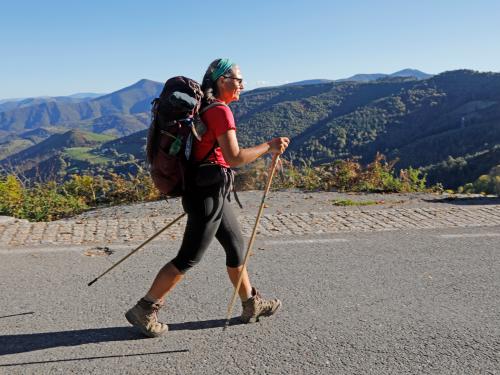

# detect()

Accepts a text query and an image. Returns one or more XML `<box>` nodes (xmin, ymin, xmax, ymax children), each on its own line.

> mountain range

<box><xmin>0</xmin><ymin>70</ymin><xmax>431</xmax><ymax>140</ymax></box>
<box><xmin>0</xmin><ymin>79</ymin><xmax>162</xmax><ymax>139</ymax></box>
<box><xmin>1</xmin><ymin>68</ymin><xmax>499</xmax><ymax>189</ymax></box>
<box><xmin>0</xmin><ymin>69</ymin><xmax>430</xmax><ymax>159</ymax></box>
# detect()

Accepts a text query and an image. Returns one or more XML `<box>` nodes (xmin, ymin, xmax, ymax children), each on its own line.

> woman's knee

<box><xmin>163</xmin><ymin>261</ymin><xmax>183</xmax><ymax>275</ymax></box>
<box><xmin>225</xmin><ymin>241</ymin><xmax>245</xmax><ymax>268</ymax></box>
<box><xmin>171</xmin><ymin>257</ymin><xmax>201</xmax><ymax>273</ymax></box>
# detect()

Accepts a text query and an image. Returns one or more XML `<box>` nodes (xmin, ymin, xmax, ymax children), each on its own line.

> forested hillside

<box><xmin>233</xmin><ymin>70</ymin><xmax>500</xmax><ymax>188</ymax></box>
<box><xmin>1</xmin><ymin>70</ymin><xmax>499</xmax><ymax>189</ymax></box>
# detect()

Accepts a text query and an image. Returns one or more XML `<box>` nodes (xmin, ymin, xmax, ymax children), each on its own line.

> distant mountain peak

<box><xmin>390</xmin><ymin>69</ymin><xmax>432</xmax><ymax>79</ymax></box>
<box><xmin>87</xmin><ymin>79</ymin><xmax>163</xmax><ymax>105</ymax></box>
<box><xmin>338</xmin><ymin>69</ymin><xmax>433</xmax><ymax>83</ymax></box>
<box><xmin>131</xmin><ymin>78</ymin><xmax>161</xmax><ymax>87</ymax></box>
<box><xmin>109</xmin><ymin>78</ymin><xmax>162</xmax><ymax>93</ymax></box>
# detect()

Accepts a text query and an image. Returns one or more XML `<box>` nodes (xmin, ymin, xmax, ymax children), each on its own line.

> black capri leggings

<box><xmin>170</xmin><ymin>182</ymin><xmax>245</xmax><ymax>273</ymax></box>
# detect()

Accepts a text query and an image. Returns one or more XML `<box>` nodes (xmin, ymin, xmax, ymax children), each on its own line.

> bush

<box><xmin>20</xmin><ymin>183</ymin><xmax>88</xmax><ymax>221</ymax></box>
<box><xmin>459</xmin><ymin>165</ymin><xmax>500</xmax><ymax>195</ymax></box>
<box><xmin>1</xmin><ymin>153</ymin><xmax>431</xmax><ymax>222</ymax></box>
<box><xmin>236</xmin><ymin>153</ymin><xmax>429</xmax><ymax>193</ymax></box>
<box><xmin>0</xmin><ymin>171</ymin><xmax>161</xmax><ymax>222</ymax></box>
<box><xmin>104</xmin><ymin>172</ymin><xmax>160</xmax><ymax>204</ymax></box>
<box><xmin>63</xmin><ymin>175</ymin><xmax>100</xmax><ymax>204</ymax></box>
<box><xmin>0</xmin><ymin>176</ymin><xmax>88</xmax><ymax>221</ymax></box>
<box><xmin>0</xmin><ymin>175</ymin><xmax>24</xmax><ymax>217</ymax></box>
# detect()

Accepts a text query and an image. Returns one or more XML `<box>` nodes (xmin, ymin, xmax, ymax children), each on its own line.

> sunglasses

<box><xmin>223</xmin><ymin>76</ymin><xmax>244</xmax><ymax>85</ymax></box>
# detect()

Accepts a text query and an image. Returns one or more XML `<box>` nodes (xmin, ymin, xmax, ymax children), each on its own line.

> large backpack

<box><xmin>146</xmin><ymin>76</ymin><xmax>224</xmax><ymax>196</ymax></box>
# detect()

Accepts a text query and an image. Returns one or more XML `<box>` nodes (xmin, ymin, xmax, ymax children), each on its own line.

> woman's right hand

<box><xmin>268</xmin><ymin>137</ymin><xmax>290</xmax><ymax>155</ymax></box>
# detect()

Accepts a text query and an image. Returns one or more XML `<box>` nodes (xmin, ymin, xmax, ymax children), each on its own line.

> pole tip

<box><xmin>87</xmin><ymin>279</ymin><xmax>97</xmax><ymax>287</ymax></box>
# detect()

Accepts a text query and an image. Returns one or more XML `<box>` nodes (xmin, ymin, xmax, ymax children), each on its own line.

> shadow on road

<box><xmin>0</xmin><ymin>327</ymin><xmax>143</xmax><ymax>356</ymax></box>
<box><xmin>0</xmin><ymin>349</ymin><xmax>189</xmax><ymax>368</ymax></box>
<box><xmin>169</xmin><ymin>317</ymin><xmax>243</xmax><ymax>331</ymax></box>
<box><xmin>0</xmin><ymin>312</ymin><xmax>35</xmax><ymax>319</ymax></box>
<box><xmin>424</xmin><ymin>196</ymin><xmax>500</xmax><ymax>206</ymax></box>
<box><xmin>0</xmin><ymin>318</ymin><xmax>242</xmax><ymax>356</ymax></box>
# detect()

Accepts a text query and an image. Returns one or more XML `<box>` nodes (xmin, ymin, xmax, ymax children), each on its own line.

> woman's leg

<box><xmin>216</xmin><ymin>198</ymin><xmax>282</xmax><ymax>322</ymax></box>
<box><xmin>226</xmin><ymin>265</ymin><xmax>252</xmax><ymax>301</ymax></box>
<box><xmin>145</xmin><ymin>262</ymin><xmax>184</xmax><ymax>302</ymax></box>
<box><xmin>126</xmin><ymin>189</ymin><xmax>225</xmax><ymax>337</ymax></box>
<box><xmin>215</xmin><ymin>198</ymin><xmax>252</xmax><ymax>300</ymax></box>
<box><xmin>146</xmin><ymin>191</ymin><xmax>225</xmax><ymax>301</ymax></box>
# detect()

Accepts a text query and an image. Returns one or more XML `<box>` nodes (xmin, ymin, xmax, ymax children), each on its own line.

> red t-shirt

<box><xmin>194</xmin><ymin>102</ymin><xmax>236</xmax><ymax>168</ymax></box>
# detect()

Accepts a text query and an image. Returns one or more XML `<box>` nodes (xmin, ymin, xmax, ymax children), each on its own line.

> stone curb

<box><xmin>1</xmin><ymin>205</ymin><xmax>499</xmax><ymax>250</ymax></box>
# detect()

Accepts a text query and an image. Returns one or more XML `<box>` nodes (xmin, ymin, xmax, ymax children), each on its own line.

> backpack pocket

<box><xmin>151</xmin><ymin>147</ymin><xmax>184</xmax><ymax>196</ymax></box>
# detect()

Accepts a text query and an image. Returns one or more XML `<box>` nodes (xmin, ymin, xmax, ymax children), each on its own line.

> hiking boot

<box><xmin>125</xmin><ymin>298</ymin><xmax>168</xmax><ymax>338</ymax></box>
<box><xmin>240</xmin><ymin>287</ymin><xmax>282</xmax><ymax>323</ymax></box>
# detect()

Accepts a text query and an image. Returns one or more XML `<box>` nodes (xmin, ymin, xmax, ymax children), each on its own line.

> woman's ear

<box><xmin>215</xmin><ymin>76</ymin><xmax>225</xmax><ymax>90</ymax></box>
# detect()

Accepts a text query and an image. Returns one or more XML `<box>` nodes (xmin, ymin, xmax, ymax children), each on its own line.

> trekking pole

<box><xmin>87</xmin><ymin>213</ymin><xmax>186</xmax><ymax>287</ymax></box>
<box><xmin>223</xmin><ymin>153</ymin><xmax>281</xmax><ymax>330</ymax></box>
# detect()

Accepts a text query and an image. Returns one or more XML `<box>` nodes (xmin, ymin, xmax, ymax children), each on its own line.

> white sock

<box><xmin>242</xmin><ymin>289</ymin><xmax>253</xmax><ymax>302</ymax></box>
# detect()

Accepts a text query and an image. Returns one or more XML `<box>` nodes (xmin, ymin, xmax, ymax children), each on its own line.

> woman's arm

<box><xmin>217</xmin><ymin>129</ymin><xmax>289</xmax><ymax>167</ymax></box>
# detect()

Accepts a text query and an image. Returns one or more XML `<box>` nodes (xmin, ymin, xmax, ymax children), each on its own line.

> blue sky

<box><xmin>1</xmin><ymin>0</ymin><xmax>499</xmax><ymax>99</ymax></box>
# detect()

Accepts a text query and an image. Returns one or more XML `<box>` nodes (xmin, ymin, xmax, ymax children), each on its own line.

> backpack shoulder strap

<box><xmin>199</xmin><ymin>101</ymin><xmax>228</xmax><ymax>115</ymax></box>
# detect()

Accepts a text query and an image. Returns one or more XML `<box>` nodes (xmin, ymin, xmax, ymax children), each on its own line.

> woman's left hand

<box><xmin>268</xmin><ymin>137</ymin><xmax>290</xmax><ymax>155</ymax></box>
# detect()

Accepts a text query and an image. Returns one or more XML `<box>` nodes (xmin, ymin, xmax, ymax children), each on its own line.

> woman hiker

<box><xmin>125</xmin><ymin>58</ymin><xmax>290</xmax><ymax>337</ymax></box>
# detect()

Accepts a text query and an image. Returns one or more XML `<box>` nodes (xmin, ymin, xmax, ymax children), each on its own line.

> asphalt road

<box><xmin>1</xmin><ymin>225</ymin><xmax>499</xmax><ymax>374</ymax></box>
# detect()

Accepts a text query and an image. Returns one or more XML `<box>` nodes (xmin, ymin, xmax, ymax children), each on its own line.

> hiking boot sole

<box><xmin>125</xmin><ymin>310</ymin><xmax>168</xmax><ymax>338</ymax></box>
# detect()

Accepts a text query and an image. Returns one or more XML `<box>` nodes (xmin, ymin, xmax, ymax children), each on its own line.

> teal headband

<box><xmin>211</xmin><ymin>58</ymin><xmax>234</xmax><ymax>82</ymax></box>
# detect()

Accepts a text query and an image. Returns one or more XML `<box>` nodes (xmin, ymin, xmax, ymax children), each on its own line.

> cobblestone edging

<box><xmin>1</xmin><ymin>205</ymin><xmax>499</xmax><ymax>249</ymax></box>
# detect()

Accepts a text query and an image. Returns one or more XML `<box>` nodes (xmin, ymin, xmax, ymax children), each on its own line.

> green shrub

<box><xmin>236</xmin><ymin>153</ymin><xmax>429</xmax><ymax>193</ymax></box>
<box><xmin>458</xmin><ymin>165</ymin><xmax>500</xmax><ymax>195</ymax></box>
<box><xmin>0</xmin><ymin>153</ymin><xmax>432</xmax><ymax>222</ymax></box>
<box><xmin>0</xmin><ymin>175</ymin><xmax>24</xmax><ymax>217</ymax></box>
<box><xmin>20</xmin><ymin>183</ymin><xmax>88</xmax><ymax>221</ymax></box>
<box><xmin>0</xmin><ymin>176</ymin><xmax>88</xmax><ymax>221</ymax></box>
<box><xmin>104</xmin><ymin>172</ymin><xmax>159</xmax><ymax>204</ymax></box>
<box><xmin>0</xmin><ymin>171</ymin><xmax>161</xmax><ymax>222</ymax></box>
<box><xmin>63</xmin><ymin>175</ymin><xmax>100</xmax><ymax>204</ymax></box>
